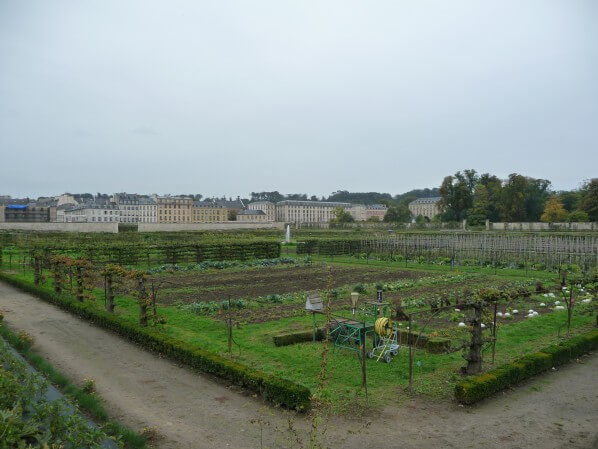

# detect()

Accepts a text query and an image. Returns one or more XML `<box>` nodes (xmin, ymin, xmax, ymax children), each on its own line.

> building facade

<box><xmin>237</xmin><ymin>209</ymin><xmax>269</xmax><ymax>222</ymax></box>
<box><xmin>156</xmin><ymin>196</ymin><xmax>193</xmax><ymax>223</ymax></box>
<box><xmin>247</xmin><ymin>201</ymin><xmax>276</xmax><ymax>222</ymax></box>
<box><xmin>348</xmin><ymin>204</ymin><xmax>367</xmax><ymax>221</ymax></box>
<box><xmin>215</xmin><ymin>197</ymin><xmax>245</xmax><ymax>220</ymax></box>
<box><xmin>113</xmin><ymin>193</ymin><xmax>140</xmax><ymax>223</ymax></box>
<box><xmin>63</xmin><ymin>204</ymin><xmax>120</xmax><ymax>222</ymax></box>
<box><xmin>366</xmin><ymin>204</ymin><xmax>388</xmax><ymax>221</ymax></box>
<box><xmin>138</xmin><ymin>197</ymin><xmax>157</xmax><ymax>223</ymax></box>
<box><xmin>275</xmin><ymin>200</ymin><xmax>352</xmax><ymax>223</ymax></box>
<box><xmin>3</xmin><ymin>205</ymin><xmax>51</xmax><ymax>222</ymax></box>
<box><xmin>408</xmin><ymin>197</ymin><xmax>442</xmax><ymax>219</ymax></box>
<box><xmin>192</xmin><ymin>201</ymin><xmax>228</xmax><ymax>223</ymax></box>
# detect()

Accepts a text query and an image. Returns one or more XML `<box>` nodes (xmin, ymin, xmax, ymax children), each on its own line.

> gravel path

<box><xmin>1</xmin><ymin>281</ymin><xmax>596</xmax><ymax>449</ymax></box>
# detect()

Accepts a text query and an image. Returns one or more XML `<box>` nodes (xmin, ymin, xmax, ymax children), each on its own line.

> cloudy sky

<box><xmin>1</xmin><ymin>0</ymin><xmax>596</xmax><ymax>199</ymax></box>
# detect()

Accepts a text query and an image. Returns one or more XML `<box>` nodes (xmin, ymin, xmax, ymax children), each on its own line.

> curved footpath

<box><xmin>0</xmin><ymin>281</ymin><xmax>596</xmax><ymax>449</ymax></box>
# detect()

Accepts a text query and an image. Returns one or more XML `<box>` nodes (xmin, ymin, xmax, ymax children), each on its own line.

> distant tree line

<box><xmin>438</xmin><ymin>170</ymin><xmax>597</xmax><ymax>224</ymax></box>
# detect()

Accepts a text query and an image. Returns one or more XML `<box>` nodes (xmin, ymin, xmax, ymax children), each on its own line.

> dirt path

<box><xmin>1</xmin><ymin>281</ymin><xmax>596</xmax><ymax>449</ymax></box>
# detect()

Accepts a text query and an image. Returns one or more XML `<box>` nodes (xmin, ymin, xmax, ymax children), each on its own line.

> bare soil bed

<box><xmin>156</xmin><ymin>264</ymin><xmax>429</xmax><ymax>305</ymax></box>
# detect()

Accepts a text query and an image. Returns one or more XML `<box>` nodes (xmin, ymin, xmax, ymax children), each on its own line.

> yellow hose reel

<box><xmin>374</xmin><ymin>317</ymin><xmax>393</xmax><ymax>337</ymax></box>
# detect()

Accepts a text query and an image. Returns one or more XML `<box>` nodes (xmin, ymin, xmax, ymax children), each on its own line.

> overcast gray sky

<box><xmin>1</xmin><ymin>0</ymin><xmax>596</xmax><ymax>199</ymax></box>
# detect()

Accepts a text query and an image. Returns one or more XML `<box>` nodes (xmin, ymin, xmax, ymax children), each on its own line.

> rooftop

<box><xmin>409</xmin><ymin>197</ymin><xmax>442</xmax><ymax>205</ymax></box>
<box><xmin>277</xmin><ymin>200</ymin><xmax>352</xmax><ymax>207</ymax></box>
<box><xmin>238</xmin><ymin>209</ymin><xmax>266</xmax><ymax>215</ymax></box>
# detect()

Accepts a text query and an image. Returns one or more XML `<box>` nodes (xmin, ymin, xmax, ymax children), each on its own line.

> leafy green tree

<box><xmin>567</xmin><ymin>210</ymin><xmax>589</xmax><ymax>222</ymax></box>
<box><xmin>478</xmin><ymin>173</ymin><xmax>503</xmax><ymax>221</ymax></box>
<box><xmin>540</xmin><ymin>197</ymin><xmax>568</xmax><ymax>222</ymax></box>
<box><xmin>326</xmin><ymin>190</ymin><xmax>393</xmax><ymax>204</ymax></box>
<box><xmin>468</xmin><ymin>184</ymin><xmax>490</xmax><ymax>225</ymax></box>
<box><xmin>250</xmin><ymin>191</ymin><xmax>284</xmax><ymax>203</ymax></box>
<box><xmin>579</xmin><ymin>178</ymin><xmax>598</xmax><ymax>221</ymax></box>
<box><xmin>366</xmin><ymin>216</ymin><xmax>380</xmax><ymax>222</ymax></box>
<box><xmin>558</xmin><ymin>190</ymin><xmax>582</xmax><ymax>212</ymax></box>
<box><xmin>383</xmin><ymin>204</ymin><xmax>411</xmax><ymax>223</ymax></box>
<box><xmin>393</xmin><ymin>188</ymin><xmax>440</xmax><ymax>203</ymax></box>
<box><xmin>525</xmin><ymin>178</ymin><xmax>551</xmax><ymax>220</ymax></box>
<box><xmin>330</xmin><ymin>206</ymin><xmax>354</xmax><ymax>223</ymax></box>
<box><xmin>500</xmin><ymin>174</ymin><xmax>529</xmax><ymax>221</ymax></box>
<box><xmin>439</xmin><ymin>169</ymin><xmax>478</xmax><ymax>221</ymax></box>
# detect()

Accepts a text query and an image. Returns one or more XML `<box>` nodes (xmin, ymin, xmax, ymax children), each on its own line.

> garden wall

<box><xmin>487</xmin><ymin>221</ymin><xmax>597</xmax><ymax>231</ymax></box>
<box><xmin>0</xmin><ymin>223</ymin><xmax>118</xmax><ymax>233</ymax></box>
<box><xmin>138</xmin><ymin>222</ymin><xmax>285</xmax><ymax>232</ymax></box>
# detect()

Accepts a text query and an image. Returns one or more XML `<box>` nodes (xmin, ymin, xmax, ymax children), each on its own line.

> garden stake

<box><xmin>361</xmin><ymin>321</ymin><xmax>368</xmax><ymax>402</ymax></box>
<box><xmin>228</xmin><ymin>297</ymin><xmax>232</xmax><ymax>357</ymax></box>
<box><xmin>491</xmin><ymin>302</ymin><xmax>497</xmax><ymax>364</ymax></box>
<box><xmin>408</xmin><ymin>315</ymin><xmax>413</xmax><ymax>390</ymax></box>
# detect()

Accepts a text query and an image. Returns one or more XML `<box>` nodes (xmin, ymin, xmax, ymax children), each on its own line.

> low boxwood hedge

<box><xmin>0</xmin><ymin>273</ymin><xmax>311</xmax><ymax>411</ymax></box>
<box><xmin>273</xmin><ymin>328</ymin><xmax>326</xmax><ymax>346</ymax></box>
<box><xmin>397</xmin><ymin>329</ymin><xmax>451</xmax><ymax>353</ymax></box>
<box><xmin>426</xmin><ymin>337</ymin><xmax>452</xmax><ymax>354</ymax></box>
<box><xmin>455</xmin><ymin>330</ymin><xmax>598</xmax><ymax>404</ymax></box>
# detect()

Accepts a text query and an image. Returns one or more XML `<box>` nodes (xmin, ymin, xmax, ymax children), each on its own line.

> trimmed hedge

<box><xmin>426</xmin><ymin>337</ymin><xmax>452</xmax><ymax>354</ymax></box>
<box><xmin>272</xmin><ymin>326</ymin><xmax>452</xmax><ymax>353</ymax></box>
<box><xmin>273</xmin><ymin>328</ymin><xmax>326</xmax><ymax>346</ymax></box>
<box><xmin>297</xmin><ymin>239</ymin><xmax>362</xmax><ymax>256</ymax></box>
<box><xmin>455</xmin><ymin>330</ymin><xmax>598</xmax><ymax>404</ymax></box>
<box><xmin>0</xmin><ymin>273</ymin><xmax>311</xmax><ymax>411</ymax></box>
<box><xmin>397</xmin><ymin>329</ymin><xmax>451</xmax><ymax>354</ymax></box>
<box><xmin>12</xmin><ymin>241</ymin><xmax>281</xmax><ymax>265</ymax></box>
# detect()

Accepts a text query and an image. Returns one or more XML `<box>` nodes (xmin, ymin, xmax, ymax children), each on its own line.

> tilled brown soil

<box><xmin>156</xmin><ymin>264</ymin><xmax>429</xmax><ymax>305</ymax></box>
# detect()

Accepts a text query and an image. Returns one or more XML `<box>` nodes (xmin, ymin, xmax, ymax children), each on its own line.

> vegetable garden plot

<box><xmin>155</xmin><ymin>264</ymin><xmax>430</xmax><ymax>305</ymax></box>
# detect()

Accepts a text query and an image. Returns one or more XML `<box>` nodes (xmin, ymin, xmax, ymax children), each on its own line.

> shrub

<box><xmin>455</xmin><ymin>330</ymin><xmax>598</xmax><ymax>404</ymax></box>
<box><xmin>82</xmin><ymin>377</ymin><xmax>96</xmax><ymax>393</ymax></box>
<box><xmin>273</xmin><ymin>328</ymin><xmax>326</xmax><ymax>346</ymax></box>
<box><xmin>353</xmin><ymin>283</ymin><xmax>367</xmax><ymax>294</ymax></box>
<box><xmin>16</xmin><ymin>330</ymin><xmax>35</xmax><ymax>350</ymax></box>
<box><xmin>426</xmin><ymin>338</ymin><xmax>451</xmax><ymax>354</ymax></box>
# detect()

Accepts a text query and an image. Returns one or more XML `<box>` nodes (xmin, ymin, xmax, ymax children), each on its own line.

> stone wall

<box><xmin>138</xmin><ymin>222</ymin><xmax>285</xmax><ymax>232</ymax></box>
<box><xmin>0</xmin><ymin>222</ymin><xmax>119</xmax><ymax>233</ymax></box>
<box><xmin>486</xmin><ymin>221</ymin><xmax>597</xmax><ymax>232</ymax></box>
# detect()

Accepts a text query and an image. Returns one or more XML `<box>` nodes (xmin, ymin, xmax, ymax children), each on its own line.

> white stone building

<box><xmin>63</xmin><ymin>203</ymin><xmax>120</xmax><ymax>223</ymax></box>
<box><xmin>275</xmin><ymin>200</ymin><xmax>353</xmax><ymax>224</ymax></box>
<box><xmin>408</xmin><ymin>197</ymin><xmax>442</xmax><ymax>219</ymax></box>
<box><xmin>113</xmin><ymin>193</ymin><xmax>140</xmax><ymax>223</ymax></box>
<box><xmin>138</xmin><ymin>197</ymin><xmax>157</xmax><ymax>223</ymax></box>
<box><xmin>247</xmin><ymin>201</ymin><xmax>276</xmax><ymax>222</ymax></box>
<box><xmin>348</xmin><ymin>204</ymin><xmax>367</xmax><ymax>221</ymax></box>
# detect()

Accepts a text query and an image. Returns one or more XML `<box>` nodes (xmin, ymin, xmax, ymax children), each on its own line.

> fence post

<box><xmin>408</xmin><ymin>315</ymin><xmax>413</xmax><ymax>390</ymax></box>
<box><xmin>361</xmin><ymin>321</ymin><xmax>368</xmax><ymax>401</ymax></box>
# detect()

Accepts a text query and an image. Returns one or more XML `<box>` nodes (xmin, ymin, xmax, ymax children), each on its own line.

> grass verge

<box><xmin>0</xmin><ymin>321</ymin><xmax>147</xmax><ymax>449</ymax></box>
